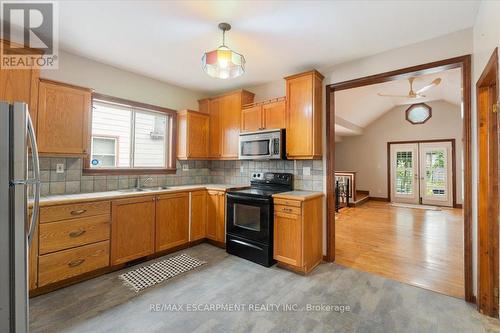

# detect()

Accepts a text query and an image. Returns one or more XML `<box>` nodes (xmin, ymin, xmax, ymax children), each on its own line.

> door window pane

<box><xmin>234</xmin><ymin>204</ymin><xmax>261</xmax><ymax>231</ymax></box>
<box><xmin>396</xmin><ymin>151</ymin><xmax>413</xmax><ymax>194</ymax></box>
<box><xmin>425</xmin><ymin>150</ymin><xmax>446</xmax><ymax>196</ymax></box>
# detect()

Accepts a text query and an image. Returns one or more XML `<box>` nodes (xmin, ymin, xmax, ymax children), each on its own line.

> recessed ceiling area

<box><xmin>335</xmin><ymin>67</ymin><xmax>462</xmax><ymax>138</ymax></box>
<box><xmin>44</xmin><ymin>1</ymin><xmax>479</xmax><ymax>93</ymax></box>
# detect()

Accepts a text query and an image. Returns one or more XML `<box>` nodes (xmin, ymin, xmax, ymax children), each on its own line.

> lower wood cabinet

<box><xmin>206</xmin><ymin>190</ymin><xmax>226</xmax><ymax>243</ymax></box>
<box><xmin>38</xmin><ymin>240</ymin><xmax>109</xmax><ymax>287</ymax></box>
<box><xmin>155</xmin><ymin>192</ymin><xmax>189</xmax><ymax>252</ymax></box>
<box><xmin>190</xmin><ymin>190</ymin><xmax>207</xmax><ymax>241</ymax></box>
<box><xmin>111</xmin><ymin>196</ymin><xmax>155</xmax><ymax>265</ymax></box>
<box><xmin>273</xmin><ymin>195</ymin><xmax>323</xmax><ymax>274</ymax></box>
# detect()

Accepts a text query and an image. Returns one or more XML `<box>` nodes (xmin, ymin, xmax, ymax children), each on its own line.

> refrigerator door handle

<box><xmin>27</xmin><ymin>113</ymin><xmax>40</xmax><ymax>247</ymax></box>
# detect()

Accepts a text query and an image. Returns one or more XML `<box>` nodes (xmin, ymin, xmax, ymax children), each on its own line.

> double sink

<box><xmin>118</xmin><ymin>186</ymin><xmax>169</xmax><ymax>193</ymax></box>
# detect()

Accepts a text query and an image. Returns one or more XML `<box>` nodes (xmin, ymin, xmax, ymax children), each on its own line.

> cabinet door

<box><xmin>209</xmin><ymin>98</ymin><xmax>222</xmax><ymax>157</ymax></box>
<box><xmin>274</xmin><ymin>211</ymin><xmax>302</xmax><ymax>266</ymax></box>
<box><xmin>188</xmin><ymin>112</ymin><xmax>209</xmax><ymax>158</ymax></box>
<box><xmin>216</xmin><ymin>193</ymin><xmax>226</xmax><ymax>243</ymax></box>
<box><xmin>286</xmin><ymin>75</ymin><xmax>313</xmax><ymax>158</ymax></box>
<box><xmin>111</xmin><ymin>196</ymin><xmax>155</xmax><ymax>265</ymax></box>
<box><xmin>241</xmin><ymin>105</ymin><xmax>262</xmax><ymax>132</ymax></box>
<box><xmin>206</xmin><ymin>191</ymin><xmax>219</xmax><ymax>241</ymax></box>
<box><xmin>263</xmin><ymin>100</ymin><xmax>286</xmax><ymax>130</ymax></box>
<box><xmin>37</xmin><ymin>81</ymin><xmax>91</xmax><ymax>155</ymax></box>
<box><xmin>156</xmin><ymin>192</ymin><xmax>189</xmax><ymax>251</ymax></box>
<box><xmin>0</xmin><ymin>67</ymin><xmax>39</xmax><ymax>129</ymax></box>
<box><xmin>190</xmin><ymin>191</ymin><xmax>207</xmax><ymax>241</ymax></box>
<box><xmin>220</xmin><ymin>94</ymin><xmax>241</xmax><ymax>158</ymax></box>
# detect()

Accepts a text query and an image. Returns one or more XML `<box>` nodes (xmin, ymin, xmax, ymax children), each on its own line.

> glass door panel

<box><xmin>419</xmin><ymin>142</ymin><xmax>453</xmax><ymax>207</ymax></box>
<box><xmin>390</xmin><ymin>143</ymin><xmax>419</xmax><ymax>204</ymax></box>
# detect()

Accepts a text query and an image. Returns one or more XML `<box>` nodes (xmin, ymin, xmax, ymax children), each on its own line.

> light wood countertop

<box><xmin>272</xmin><ymin>191</ymin><xmax>324</xmax><ymax>201</ymax></box>
<box><xmin>31</xmin><ymin>184</ymin><xmax>249</xmax><ymax>207</ymax></box>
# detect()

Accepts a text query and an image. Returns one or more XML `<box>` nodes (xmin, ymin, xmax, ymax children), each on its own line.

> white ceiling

<box><xmin>35</xmin><ymin>0</ymin><xmax>479</xmax><ymax>93</ymax></box>
<box><xmin>335</xmin><ymin>67</ymin><xmax>462</xmax><ymax>136</ymax></box>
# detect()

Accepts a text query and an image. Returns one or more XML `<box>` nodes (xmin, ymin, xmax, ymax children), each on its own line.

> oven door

<box><xmin>226</xmin><ymin>194</ymin><xmax>272</xmax><ymax>244</ymax></box>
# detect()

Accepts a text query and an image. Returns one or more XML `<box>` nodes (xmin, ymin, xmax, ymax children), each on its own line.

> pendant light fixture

<box><xmin>202</xmin><ymin>23</ymin><xmax>245</xmax><ymax>79</ymax></box>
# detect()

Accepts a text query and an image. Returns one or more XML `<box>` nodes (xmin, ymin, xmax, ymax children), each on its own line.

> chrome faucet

<box><xmin>136</xmin><ymin>176</ymin><xmax>153</xmax><ymax>189</ymax></box>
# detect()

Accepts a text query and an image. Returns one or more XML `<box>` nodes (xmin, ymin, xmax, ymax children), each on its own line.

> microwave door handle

<box><xmin>27</xmin><ymin>113</ymin><xmax>40</xmax><ymax>247</ymax></box>
<box><xmin>269</xmin><ymin>139</ymin><xmax>273</xmax><ymax>156</ymax></box>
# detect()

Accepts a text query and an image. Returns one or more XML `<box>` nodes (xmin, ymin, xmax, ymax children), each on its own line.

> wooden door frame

<box><xmin>325</xmin><ymin>55</ymin><xmax>474</xmax><ymax>302</ymax></box>
<box><xmin>476</xmin><ymin>47</ymin><xmax>499</xmax><ymax>317</ymax></box>
<box><xmin>387</xmin><ymin>139</ymin><xmax>457</xmax><ymax>208</ymax></box>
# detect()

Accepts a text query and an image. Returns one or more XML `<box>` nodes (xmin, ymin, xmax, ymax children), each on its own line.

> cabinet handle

<box><xmin>68</xmin><ymin>259</ymin><xmax>85</xmax><ymax>267</ymax></box>
<box><xmin>282</xmin><ymin>207</ymin><xmax>293</xmax><ymax>212</ymax></box>
<box><xmin>68</xmin><ymin>229</ymin><xmax>86</xmax><ymax>238</ymax></box>
<box><xmin>70</xmin><ymin>209</ymin><xmax>87</xmax><ymax>216</ymax></box>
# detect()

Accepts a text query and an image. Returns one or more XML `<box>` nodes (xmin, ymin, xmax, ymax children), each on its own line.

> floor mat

<box><xmin>119</xmin><ymin>253</ymin><xmax>206</xmax><ymax>292</ymax></box>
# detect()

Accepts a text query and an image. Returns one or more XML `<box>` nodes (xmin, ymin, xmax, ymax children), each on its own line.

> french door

<box><xmin>390</xmin><ymin>141</ymin><xmax>453</xmax><ymax>207</ymax></box>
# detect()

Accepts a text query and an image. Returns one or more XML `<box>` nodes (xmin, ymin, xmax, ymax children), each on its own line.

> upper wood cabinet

<box><xmin>190</xmin><ymin>190</ymin><xmax>207</xmax><ymax>241</ymax></box>
<box><xmin>0</xmin><ymin>65</ymin><xmax>40</xmax><ymax>131</ymax></box>
<box><xmin>198</xmin><ymin>90</ymin><xmax>254</xmax><ymax>159</ymax></box>
<box><xmin>156</xmin><ymin>192</ymin><xmax>190</xmax><ymax>252</ymax></box>
<box><xmin>37</xmin><ymin>79</ymin><xmax>91</xmax><ymax>155</ymax></box>
<box><xmin>285</xmin><ymin>70</ymin><xmax>323</xmax><ymax>159</ymax></box>
<box><xmin>111</xmin><ymin>196</ymin><xmax>155</xmax><ymax>265</ymax></box>
<box><xmin>177</xmin><ymin>110</ymin><xmax>209</xmax><ymax>159</ymax></box>
<box><xmin>241</xmin><ymin>98</ymin><xmax>286</xmax><ymax>132</ymax></box>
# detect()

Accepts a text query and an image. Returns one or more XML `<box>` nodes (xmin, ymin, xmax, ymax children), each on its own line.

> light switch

<box><xmin>56</xmin><ymin>163</ymin><xmax>65</xmax><ymax>174</ymax></box>
<box><xmin>303</xmin><ymin>167</ymin><xmax>311</xmax><ymax>176</ymax></box>
<box><xmin>240</xmin><ymin>166</ymin><xmax>244</xmax><ymax>173</ymax></box>
<box><xmin>182</xmin><ymin>164</ymin><xmax>189</xmax><ymax>171</ymax></box>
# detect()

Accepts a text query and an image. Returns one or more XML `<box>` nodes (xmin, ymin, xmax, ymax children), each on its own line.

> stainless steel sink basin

<box><xmin>118</xmin><ymin>186</ymin><xmax>169</xmax><ymax>193</ymax></box>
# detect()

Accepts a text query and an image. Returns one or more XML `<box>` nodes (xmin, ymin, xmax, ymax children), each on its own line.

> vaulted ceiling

<box><xmin>27</xmin><ymin>0</ymin><xmax>480</xmax><ymax>93</ymax></box>
<box><xmin>335</xmin><ymin>68</ymin><xmax>462</xmax><ymax>137</ymax></box>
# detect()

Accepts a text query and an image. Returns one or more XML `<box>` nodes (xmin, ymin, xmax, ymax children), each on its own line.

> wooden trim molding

<box><xmin>92</xmin><ymin>93</ymin><xmax>177</xmax><ymax>116</ymax></box>
<box><xmin>325</xmin><ymin>55</ymin><xmax>473</xmax><ymax>303</ymax></box>
<box><xmin>476</xmin><ymin>47</ymin><xmax>499</xmax><ymax>317</ymax></box>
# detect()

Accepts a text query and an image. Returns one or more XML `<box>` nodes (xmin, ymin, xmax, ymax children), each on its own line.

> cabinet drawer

<box><xmin>39</xmin><ymin>215</ymin><xmax>110</xmax><ymax>255</ymax></box>
<box><xmin>40</xmin><ymin>201</ymin><xmax>110</xmax><ymax>223</ymax></box>
<box><xmin>274</xmin><ymin>199</ymin><xmax>301</xmax><ymax>208</ymax></box>
<box><xmin>275</xmin><ymin>205</ymin><xmax>301</xmax><ymax>215</ymax></box>
<box><xmin>38</xmin><ymin>241</ymin><xmax>110</xmax><ymax>287</ymax></box>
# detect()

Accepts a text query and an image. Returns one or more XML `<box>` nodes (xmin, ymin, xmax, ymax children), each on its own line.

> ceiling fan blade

<box><xmin>377</xmin><ymin>93</ymin><xmax>412</xmax><ymax>98</ymax></box>
<box><xmin>416</xmin><ymin>78</ymin><xmax>442</xmax><ymax>94</ymax></box>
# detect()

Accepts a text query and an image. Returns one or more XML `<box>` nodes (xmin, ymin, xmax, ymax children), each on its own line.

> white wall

<box><xmin>41</xmin><ymin>51</ymin><xmax>205</xmax><ymax>111</ymax></box>
<box><xmin>472</xmin><ymin>0</ymin><xmax>500</xmax><ymax>302</ymax></box>
<box><xmin>335</xmin><ymin>100</ymin><xmax>463</xmax><ymax>204</ymax></box>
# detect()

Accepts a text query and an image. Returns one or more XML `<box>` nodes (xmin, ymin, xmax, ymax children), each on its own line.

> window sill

<box><xmin>82</xmin><ymin>168</ymin><xmax>177</xmax><ymax>176</ymax></box>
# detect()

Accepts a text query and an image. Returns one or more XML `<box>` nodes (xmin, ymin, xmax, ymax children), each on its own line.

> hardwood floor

<box><xmin>335</xmin><ymin>200</ymin><xmax>464</xmax><ymax>298</ymax></box>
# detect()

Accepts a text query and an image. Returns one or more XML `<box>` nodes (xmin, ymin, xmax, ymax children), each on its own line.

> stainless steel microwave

<box><xmin>238</xmin><ymin>129</ymin><xmax>285</xmax><ymax>160</ymax></box>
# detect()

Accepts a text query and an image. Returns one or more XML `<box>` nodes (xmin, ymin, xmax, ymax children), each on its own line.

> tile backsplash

<box><xmin>36</xmin><ymin>157</ymin><xmax>324</xmax><ymax>196</ymax></box>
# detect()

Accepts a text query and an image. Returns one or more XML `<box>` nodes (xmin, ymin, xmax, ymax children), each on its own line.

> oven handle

<box><xmin>227</xmin><ymin>193</ymin><xmax>271</xmax><ymax>204</ymax></box>
<box><xmin>229</xmin><ymin>238</ymin><xmax>264</xmax><ymax>251</ymax></box>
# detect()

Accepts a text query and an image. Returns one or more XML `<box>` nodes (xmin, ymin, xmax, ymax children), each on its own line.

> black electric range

<box><xmin>226</xmin><ymin>172</ymin><xmax>293</xmax><ymax>267</ymax></box>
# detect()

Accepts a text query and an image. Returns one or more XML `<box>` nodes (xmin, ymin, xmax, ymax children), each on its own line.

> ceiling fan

<box><xmin>377</xmin><ymin>77</ymin><xmax>442</xmax><ymax>98</ymax></box>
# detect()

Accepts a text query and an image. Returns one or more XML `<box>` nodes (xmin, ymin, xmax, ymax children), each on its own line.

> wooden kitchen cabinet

<box><xmin>241</xmin><ymin>98</ymin><xmax>286</xmax><ymax>132</ymax></box>
<box><xmin>37</xmin><ymin>79</ymin><xmax>91</xmax><ymax>155</ymax></box>
<box><xmin>273</xmin><ymin>194</ymin><xmax>323</xmax><ymax>274</ymax></box>
<box><xmin>285</xmin><ymin>70</ymin><xmax>323</xmax><ymax>159</ymax></box>
<box><xmin>199</xmin><ymin>90</ymin><xmax>254</xmax><ymax>159</ymax></box>
<box><xmin>190</xmin><ymin>190</ymin><xmax>207</xmax><ymax>241</ymax></box>
<box><xmin>177</xmin><ymin>110</ymin><xmax>209</xmax><ymax>159</ymax></box>
<box><xmin>156</xmin><ymin>192</ymin><xmax>190</xmax><ymax>252</ymax></box>
<box><xmin>206</xmin><ymin>190</ymin><xmax>226</xmax><ymax>243</ymax></box>
<box><xmin>0</xmin><ymin>50</ymin><xmax>40</xmax><ymax>130</ymax></box>
<box><xmin>111</xmin><ymin>196</ymin><xmax>155</xmax><ymax>265</ymax></box>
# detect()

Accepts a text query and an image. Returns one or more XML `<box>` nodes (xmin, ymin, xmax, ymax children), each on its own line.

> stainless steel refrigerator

<box><xmin>0</xmin><ymin>102</ymin><xmax>40</xmax><ymax>333</ymax></box>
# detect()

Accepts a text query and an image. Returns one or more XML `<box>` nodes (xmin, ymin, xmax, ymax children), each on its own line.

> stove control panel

<box><xmin>251</xmin><ymin>172</ymin><xmax>293</xmax><ymax>185</ymax></box>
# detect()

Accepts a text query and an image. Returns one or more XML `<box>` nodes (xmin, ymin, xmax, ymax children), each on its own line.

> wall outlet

<box><xmin>182</xmin><ymin>164</ymin><xmax>189</xmax><ymax>171</ymax></box>
<box><xmin>56</xmin><ymin>164</ymin><xmax>65</xmax><ymax>174</ymax></box>
<box><xmin>303</xmin><ymin>167</ymin><xmax>311</xmax><ymax>176</ymax></box>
